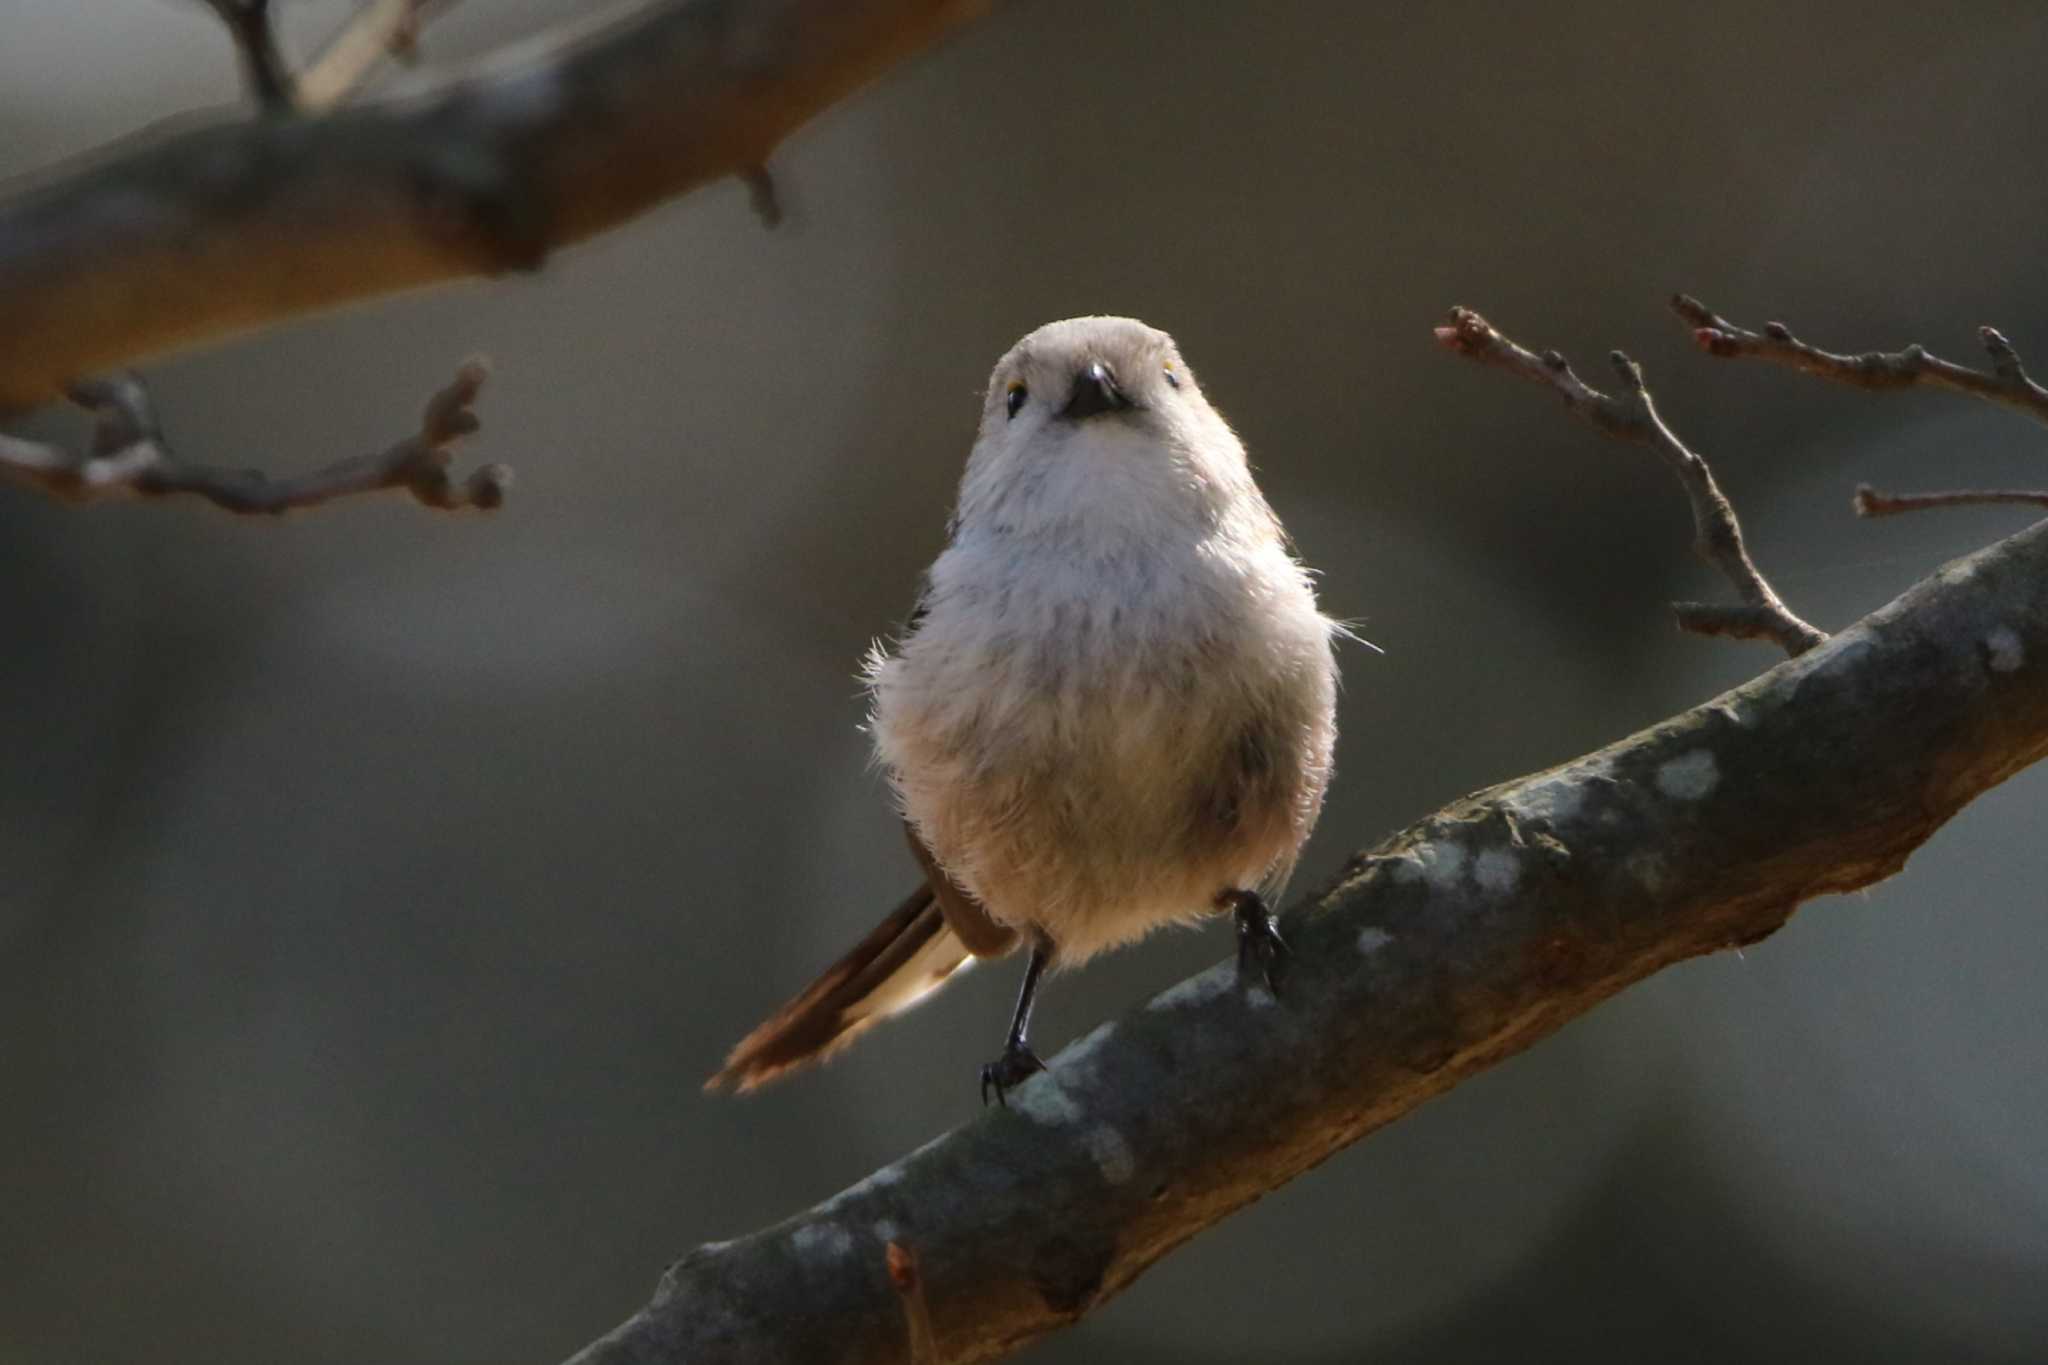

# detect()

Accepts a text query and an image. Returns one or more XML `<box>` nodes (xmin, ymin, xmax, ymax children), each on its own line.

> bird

<box><xmin>706</xmin><ymin>316</ymin><xmax>1342</xmax><ymax>1104</ymax></box>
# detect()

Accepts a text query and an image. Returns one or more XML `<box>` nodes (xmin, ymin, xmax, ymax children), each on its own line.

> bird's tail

<box><xmin>705</xmin><ymin>884</ymin><xmax>975</xmax><ymax>1093</ymax></box>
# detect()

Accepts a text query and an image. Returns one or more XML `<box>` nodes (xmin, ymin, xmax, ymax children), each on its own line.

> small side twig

<box><xmin>885</xmin><ymin>1242</ymin><xmax>937</xmax><ymax>1365</ymax></box>
<box><xmin>199</xmin><ymin>0</ymin><xmax>296</xmax><ymax>112</ymax></box>
<box><xmin>1435</xmin><ymin>306</ymin><xmax>1825</xmax><ymax>657</ymax></box>
<box><xmin>0</xmin><ymin>361</ymin><xmax>509</xmax><ymax>514</ymax></box>
<box><xmin>1854</xmin><ymin>486</ymin><xmax>2048</xmax><ymax>518</ymax></box>
<box><xmin>1674</xmin><ymin>294</ymin><xmax>2048</xmax><ymax>519</ymax></box>
<box><xmin>1673</xmin><ymin>293</ymin><xmax>2048</xmax><ymax>427</ymax></box>
<box><xmin>299</xmin><ymin>0</ymin><xmax>462</xmax><ymax>112</ymax></box>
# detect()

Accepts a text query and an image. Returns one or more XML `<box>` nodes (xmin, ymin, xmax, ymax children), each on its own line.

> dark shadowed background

<box><xmin>5</xmin><ymin>2</ymin><xmax>2048</xmax><ymax>1361</ymax></box>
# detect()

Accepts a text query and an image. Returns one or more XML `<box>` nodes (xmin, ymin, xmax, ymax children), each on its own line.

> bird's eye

<box><xmin>1006</xmin><ymin>383</ymin><xmax>1028</xmax><ymax>419</ymax></box>
<box><xmin>1163</xmin><ymin>363</ymin><xmax>1181</xmax><ymax>390</ymax></box>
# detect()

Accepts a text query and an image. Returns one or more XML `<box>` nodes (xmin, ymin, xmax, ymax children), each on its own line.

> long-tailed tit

<box><xmin>709</xmin><ymin>316</ymin><xmax>1342</xmax><ymax>1104</ymax></box>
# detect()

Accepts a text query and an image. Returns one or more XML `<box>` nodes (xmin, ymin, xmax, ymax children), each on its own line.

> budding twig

<box><xmin>1434</xmin><ymin>306</ymin><xmax>1825</xmax><ymax>657</ymax></box>
<box><xmin>1672</xmin><ymin>294</ymin><xmax>2048</xmax><ymax>425</ymax></box>
<box><xmin>0</xmin><ymin>361</ymin><xmax>509</xmax><ymax>514</ymax></box>
<box><xmin>1673</xmin><ymin>294</ymin><xmax>2048</xmax><ymax>519</ymax></box>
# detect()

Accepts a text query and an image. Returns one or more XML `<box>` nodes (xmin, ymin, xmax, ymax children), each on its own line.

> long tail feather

<box><xmin>705</xmin><ymin>884</ymin><xmax>976</xmax><ymax>1093</ymax></box>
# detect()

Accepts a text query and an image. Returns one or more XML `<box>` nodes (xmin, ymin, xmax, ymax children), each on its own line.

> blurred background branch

<box><xmin>0</xmin><ymin>360</ymin><xmax>506</xmax><ymax>512</ymax></box>
<box><xmin>567</xmin><ymin>515</ymin><xmax>2048</xmax><ymax>1364</ymax></box>
<box><xmin>198</xmin><ymin>0</ymin><xmax>296</xmax><ymax>111</ymax></box>
<box><xmin>297</xmin><ymin>0</ymin><xmax>460</xmax><ymax>111</ymax></box>
<box><xmin>0</xmin><ymin>0</ymin><xmax>991</xmax><ymax>412</ymax></box>
<box><xmin>193</xmin><ymin>0</ymin><xmax>458</xmax><ymax>114</ymax></box>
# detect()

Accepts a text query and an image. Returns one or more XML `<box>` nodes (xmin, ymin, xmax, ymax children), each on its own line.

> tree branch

<box><xmin>199</xmin><ymin>0</ymin><xmax>297</xmax><ymax>112</ymax></box>
<box><xmin>565</xmin><ymin>515</ymin><xmax>2048</xmax><ymax>1364</ymax></box>
<box><xmin>0</xmin><ymin>360</ymin><xmax>507</xmax><ymax>512</ymax></box>
<box><xmin>0</xmin><ymin>0</ymin><xmax>992</xmax><ymax>413</ymax></box>
<box><xmin>1674</xmin><ymin>294</ymin><xmax>2048</xmax><ymax>518</ymax></box>
<box><xmin>1672</xmin><ymin>293</ymin><xmax>2048</xmax><ymax>427</ymax></box>
<box><xmin>1433</xmin><ymin>306</ymin><xmax>1826</xmax><ymax>657</ymax></box>
<box><xmin>297</xmin><ymin>0</ymin><xmax>461</xmax><ymax>112</ymax></box>
<box><xmin>1855</xmin><ymin>485</ymin><xmax>2048</xmax><ymax>518</ymax></box>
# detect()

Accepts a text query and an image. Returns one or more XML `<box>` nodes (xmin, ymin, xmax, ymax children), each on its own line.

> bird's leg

<box><xmin>1220</xmin><ymin>888</ymin><xmax>1289</xmax><ymax>994</ymax></box>
<box><xmin>980</xmin><ymin>938</ymin><xmax>1051</xmax><ymax>1106</ymax></box>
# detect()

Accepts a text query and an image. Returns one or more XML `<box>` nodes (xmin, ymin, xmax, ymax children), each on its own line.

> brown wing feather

<box><xmin>905</xmin><ymin>822</ymin><xmax>1018</xmax><ymax>957</ymax></box>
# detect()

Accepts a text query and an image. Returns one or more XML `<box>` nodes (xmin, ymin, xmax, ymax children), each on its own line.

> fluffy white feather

<box><xmin>867</xmin><ymin>317</ymin><xmax>1340</xmax><ymax>965</ymax></box>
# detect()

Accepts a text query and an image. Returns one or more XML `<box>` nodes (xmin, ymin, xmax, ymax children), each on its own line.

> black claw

<box><xmin>1224</xmin><ymin>889</ymin><xmax>1291</xmax><ymax>995</ymax></box>
<box><xmin>979</xmin><ymin>1043</ymin><xmax>1046</xmax><ymax>1107</ymax></box>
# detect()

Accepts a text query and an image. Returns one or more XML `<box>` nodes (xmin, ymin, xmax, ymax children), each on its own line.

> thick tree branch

<box><xmin>1434</xmin><ymin>306</ymin><xmax>1826</xmax><ymax>656</ymax></box>
<box><xmin>0</xmin><ymin>360</ymin><xmax>506</xmax><ymax>512</ymax></box>
<box><xmin>0</xmin><ymin>0</ymin><xmax>990</xmax><ymax>414</ymax></box>
<box><xmin>1674</xmin><ymin>294</ymin><xmax>2048</xmax><ymax>517</ymax></box>
<box><xmin>567</xmin><ymin>515</ymin><xmax>2048</xmax><ymax>1365</ymax></box>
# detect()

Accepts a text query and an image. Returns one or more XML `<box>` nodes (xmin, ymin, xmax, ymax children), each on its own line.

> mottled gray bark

<box><xmin>569</xmin><ymin>515</ymin><xmax>2048</xmax><ymax>1364</ymax></box>
<box><xmin>0</xmin><ymin>0</ymin><xmax>990</xmax><ymax>412</ymax></box>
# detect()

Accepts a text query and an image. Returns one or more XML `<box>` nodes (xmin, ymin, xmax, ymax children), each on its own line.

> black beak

<box><xmin>1062</xmin><ymin>361</ymin><xmax>1131</xmax><ymax>420</ymax></box>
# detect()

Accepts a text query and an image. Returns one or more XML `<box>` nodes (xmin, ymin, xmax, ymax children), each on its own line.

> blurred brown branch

<box><xmin>298</xmin><ymin>0</ymin><xmax>462</xmax><ymax>111</ymax></box>
<box><xmin>1434</xmin><ymin>305</ymin><xmax>1826</xmax><ymax>656</ymax></box>
<box><xmin>564</xmin><ymin>515</ymin><xmax>2048</xmax><ymax>1365</ymax></box>
<box><xmin>0</xmin><ymin>360</ymin><xmax>506</xmax><ymax>512</ymax></box>
<box><xmin>199</xmin><ymin>0</ymin><xmax>459</xmax><ymax>114</ymax></box>
<box><xmin>0</xmin><ymin>0</ymin><xmax>993</xmax><ymax>413</ymax></box>
<box><xmin>1674</xmin><ymin>294</ymin><xmax>2048</xmax><ymax>517</ymax></box>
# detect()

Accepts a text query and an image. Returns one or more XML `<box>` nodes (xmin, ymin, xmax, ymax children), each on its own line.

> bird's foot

<box><xmin>979</xmin><ymin>1042</ymin><xmax>1046</xmax><ymax>1107</ymax></box>
<box><xmin>1224</xmin><ymin>889</ymin><xmax>1290</xmax><ymax>996</ymax></box>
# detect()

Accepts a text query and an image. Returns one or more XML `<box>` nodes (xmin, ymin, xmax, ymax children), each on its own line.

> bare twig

<box><xmin>565</xmin><ymin>517</ymin><xmax>2048</xmax><ymax>1365</ymax></box>
<box><xmin>1854</xmin><ymin>485</ymin><xmax>2048</xmax><ymax>518</ymax></box>
<box><xmin>1673</xmin><ymin>293</ymin><xmax>2048</xmax><ymax>428</ymax></box>
<box><xmin>886</xmin><ymin>1242</ymin><xmax>938</xmax><ymax>1365</ymax></box>
<box><xmin>199</xmin><ymin>0</ymin><xmax>297</xmax><ymax>112</ymax></box>
<box><xmin>1434</xmin><ymin>306</ymin><xmax>1826</xmax><ymax>657</ymax></box>
<box><xmin>0</xmin><ymin>0</ymin><xmax>993</xmax><ymax>413</ymax></box>
<box><xmin>1674</xmin><ymin>295</ymin><xmax>2048</xmax><ymax>521</ymax></box>
<box><xmin>0</xmin><ymin>361</ymin><xmax>507</xmax><ymax>513</ymax></box>
<box><xmin>298</xmin><ymin>0</ymin><xmax>462</xmax><ymax>112</ymax></box>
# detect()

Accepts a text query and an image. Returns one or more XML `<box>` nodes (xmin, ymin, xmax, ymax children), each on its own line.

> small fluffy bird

<box><xmin>708</xmin><ymin>317</ymin><xmax>1342</xmax><ymax>1103</ymax></box>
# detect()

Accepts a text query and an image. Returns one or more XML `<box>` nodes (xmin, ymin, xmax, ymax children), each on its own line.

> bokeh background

<box><xmin>5</xmin><ymin>2</ymin><xmax>2048</xmax><ymax>1361</ymax></box>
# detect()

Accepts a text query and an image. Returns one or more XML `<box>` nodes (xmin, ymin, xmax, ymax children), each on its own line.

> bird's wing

<box><xmin>905</xmin><ymin>821</ymin><xmax>1017</xmax><ymax>957</ymax></box>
